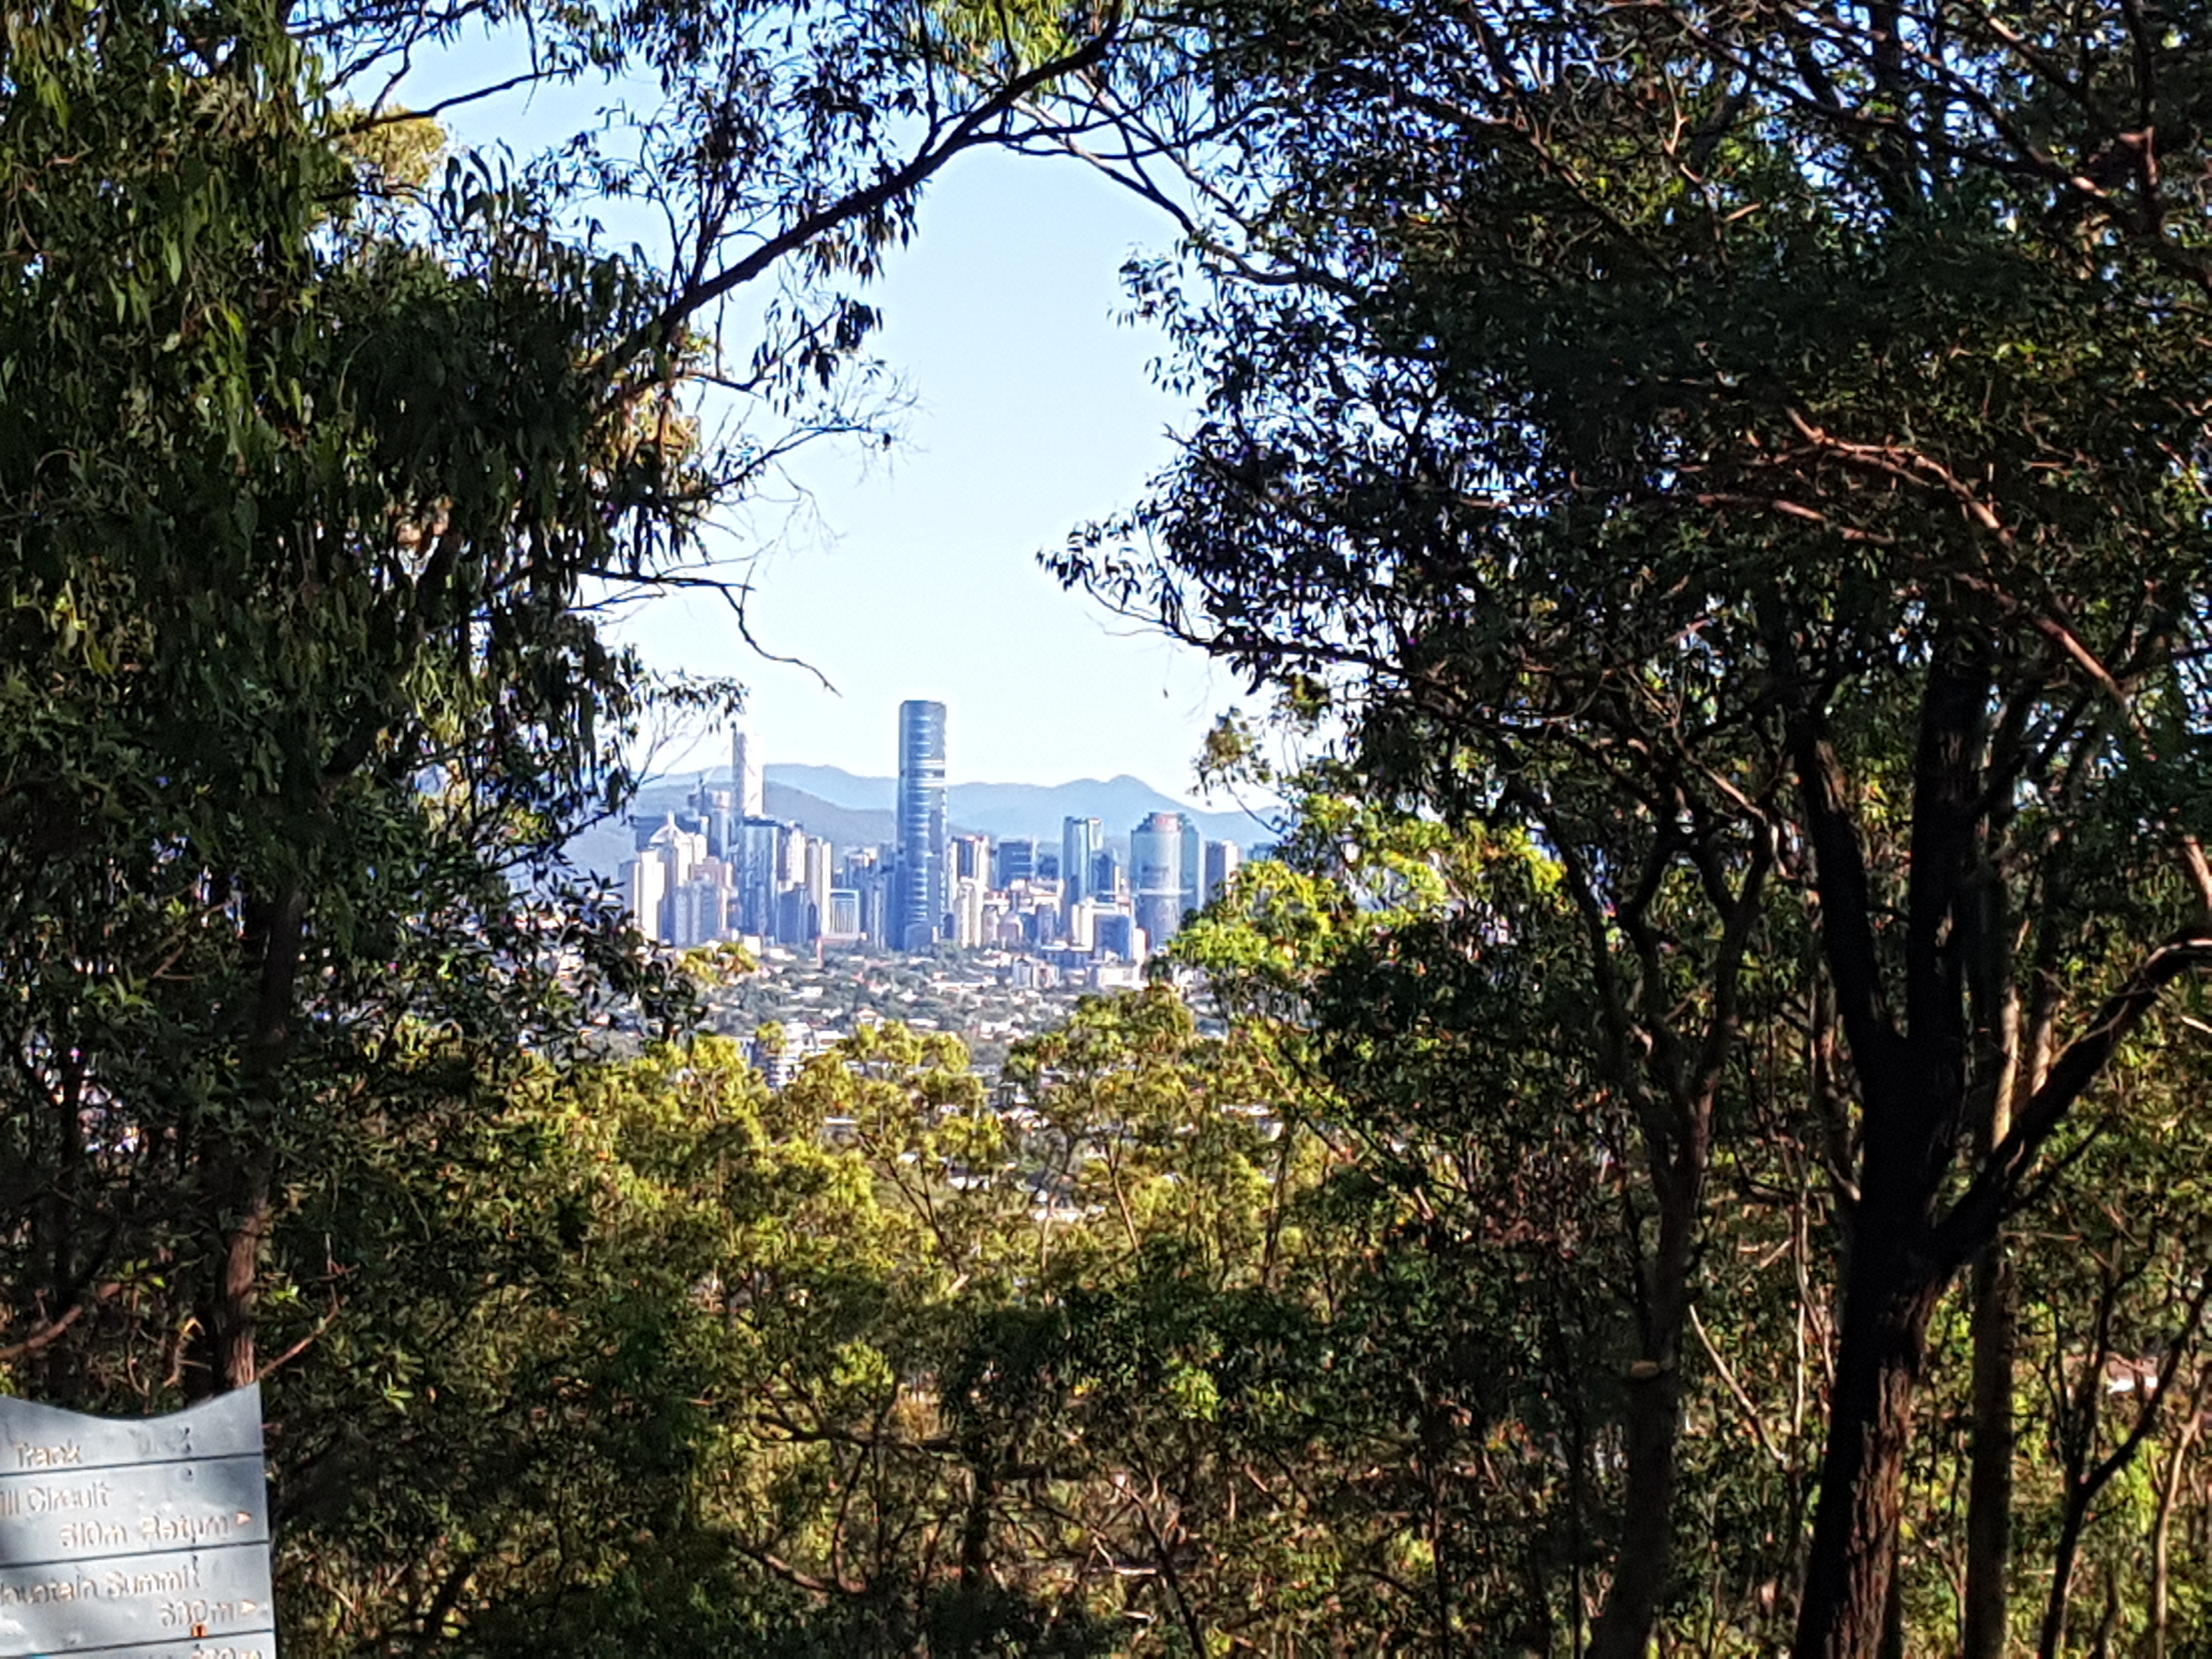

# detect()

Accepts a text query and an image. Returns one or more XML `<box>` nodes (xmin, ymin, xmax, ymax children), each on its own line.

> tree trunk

<box><xmin>194</xmin><ymin>883</ymin><xmax>304</xmax><ymax>1397</ymax></box>
<box><xmin>1791</xmin><ymin>1235</ymin><xmax>1942</xmax><ymax>1659</ymax></box>
<box><xmin>1963</xmin><ymin>1232</ymin><xmax>2016</xmax><ymax>1659</ymax></box>
<box><xmin>1589</xmin><ymin>1361</ymin><xmax>1683</xmax><ymax>1659</ymax></box>
<box><xmin>1589</xmin><ymin>1160</ymin><xmax>1699</xmax><ymax>1659</ymax></box>
<box><xmin>2143</xmin><ymin>1383</ymin><xmax>2198</xmax><ymax>1659</ymax></box>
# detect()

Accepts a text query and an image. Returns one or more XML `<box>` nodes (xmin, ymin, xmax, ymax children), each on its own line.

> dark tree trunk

<box><xmin>1790</xmin><ymin>1222</ymin><xmax>1943</xmax><ymax>1659</ymax></box>
<box><xmin>1963</xmin><ymin>1233</ymin><xmax>2016</xmax><ymax>1659</ymax></box>
<box><xmin>1589</xmin><ymin>1170</ymin><xmax>1697</xmax><ymax>1659</ymax></box>
<box><xmin>193</xmin><ymin>883</ymin><xmax>304</xmax><ymax>1397</ymax></box>
<box><xmin>1789</xmin><ymin>650</ymin><xmax>1991</xmax><ymax>1659</ymax></box>
<box><xmin>1588</xmin><ymin>1364</ymin><xmax>1683</xmax><ymax>1659</ymax></box>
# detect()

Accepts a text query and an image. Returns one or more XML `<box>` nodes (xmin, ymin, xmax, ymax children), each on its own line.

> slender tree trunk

<box><xmin>2143</xmin><ymin>1385</ymin><xmax>2198</xmax><ymax>1659</ymax></box>
<box><xmin>195</xmin><ymin>883</ymin><xmax>304</xmax><ymax>1396</ymax></box>
<box><xmin>1590</xmin><ymin>1159</ymin><xmax>1699</xmax><ymax>1659</ymax></box>
<box><xmin>1790</xmin><ymin>1232</ymin><xmax>1943</xmax><ymax>1659</ymax></box>
<box><xmin>1963</xmin><ymin>1230</ymin><xmax>2016</xmax><ymax>1659</ymax></box>
<box><xmin>1589</xmin><ymin>1358</ymin><xmax>1684</xmax><ymax>1659</ymax></box>
<box><xmin>2038</xmin><ymin>1506</ymin><xmax>2092</xmax><ymax>1659</ymax></box>
<box><xmin>210</xmin><ymin>1147</ymin><xmax>275</xmax><ymax>1392</ymax></box>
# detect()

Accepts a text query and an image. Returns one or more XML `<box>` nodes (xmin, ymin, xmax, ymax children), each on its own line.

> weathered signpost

<box><xmin>0</xmin><ymin>1387</ymin><xmax>274</xmax><ymax>1658</ymax></box>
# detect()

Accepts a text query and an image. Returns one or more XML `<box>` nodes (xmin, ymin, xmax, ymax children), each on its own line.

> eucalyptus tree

<box><xmin>0</xmin><ymin>0</ymin><xmax>1150</xmax><ymax>1418</ymax></box>
<box><xmin>1056</xmin><ymin>1</ymin><xmax>2212</xmax><ymax>1652</ymax></box>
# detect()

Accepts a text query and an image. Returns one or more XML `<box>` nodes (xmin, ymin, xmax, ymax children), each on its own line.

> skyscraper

<box><xmin>894</xmin><ymin>699</ymin><xmax>947</xmax><ymax>950</ymax></box>
<box><xmin>689</xmin><ymin>779</ymin><xmax>734</xmax><ymax>859</ymax></box>
<box><xmin>995</xmin><ymin>837</ymin><xmax>1036</xmax><ymax>887</ymax></box>
<box><xmin>1203</xmin><ymin>839</ymin><xmax>1243</xmax><ymax>907</ymax></box>
<box><xmin>730</xmin><ymin>726</ymin><xmax>765</xmax><ymax>819</ymax></box>
<box><xmin>1063</xmin><ymin>816</ymin><xmax>1102</xmax><ymax>909</ymax></box>
<box><xmin>1132</xmin><ymin>810</ymin><xmax>1187</xmax><ymax>954</ymax></box>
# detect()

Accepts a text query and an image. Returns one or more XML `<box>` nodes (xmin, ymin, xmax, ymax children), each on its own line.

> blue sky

<box><xmin>409</xmin><ymin>47</ymin><xmax>1240</xmax><ymax>797</ymax></box>
<box><xmin>629</xmin><ymin>151</ymin><xmax>1238</xmax><ymax>796</ymax></box>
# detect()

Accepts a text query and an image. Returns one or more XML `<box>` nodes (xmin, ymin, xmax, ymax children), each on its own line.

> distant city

<box><xmin>616</xmin><ymin>701</ymin><xmax>1263</xmax><ymax>984</ymax></box>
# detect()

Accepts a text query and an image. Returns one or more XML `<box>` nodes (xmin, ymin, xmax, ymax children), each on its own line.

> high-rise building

<box><xmin>1091</xmin><ymin>847</ymin><xmax>1121</xmax><ymax>905</ymax></box>
<box><xmin>952</xmin><ymin>833</ymin><xmax>990</xmax><ymax>883</ymax></box>
<box><xmin>953</xmin><ymin>875</ymin><xmax>986</xmax><ymax>949</ymax></box>
<box><xmin>689</xmin><ymin>780</ymin><xmax>735</xmax><ymax>859</ymax></box>
<box><xmin>1203</xmin><ymin>840</ymin><xmax>1242</xmax><ymax>907</ymax></box>
<box><xmin>621</xmin><ymin>853</ymin><xmax>669</xmax><ymax>944</ymax></box>
<box><xmin>894</xmin><ymin>699</ymin><xmax>947</xmax><ymax>950</ymax></box>
<box><xmin>1063</xmin><ymin>816</ymin><xmax>1102</xmax><ymax>910</ymax></box>
<box><xmin>735</xmin><ymin>816</ymin><xmax>788</xmax><ymax>937</ymax></box>
<box><xmin>672</xmin><ymin>861</ymin><xmax>731</xmax><ymax>946</ymax></box>
<box><xmin>995</xmin><ymin>837</ymin><xmax>1036</xmax><ymax>887</ymax></box>
<box><xmin>1180</xmin><ymin>819</ymin><xmax>1202</xmax><ymax>922</ymax></box>
<box><xmin>731</xmin><ymin>726</ymin><xmax>765</xmax><ymax>819</ymax></box>
<box><xmin>1094</xmin><ymin>912</ymin><xmax>1141</xmax><ymax>962</ymax></box>
<box><xmin>1132</xmin><ymin>811</ymin><xmax>1187</xmax><ymax>953</ymax></box>
<box><xmin>843</xmin><ymin>847</ymin><xmax>891</xmax><ymax>943</ymax></box>
<box><xmin>805</xmin><ymin>838</ymin><xmax>832</xmax><ymax>929</ymax></box>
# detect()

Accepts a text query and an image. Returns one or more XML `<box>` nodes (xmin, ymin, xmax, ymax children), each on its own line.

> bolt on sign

<box><xmin>0</xmin><ymin>1385</ymin><xmax>274</xmax><ymax>1658</ymax></box>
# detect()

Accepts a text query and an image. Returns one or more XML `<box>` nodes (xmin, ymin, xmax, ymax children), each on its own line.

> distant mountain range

<box><xmin>559</xmin><ymin>766</ymin><xmax>1280</xmax><ymax>882</ymax></box>
<box><xmin>766</xmin><ymin>764</ymin><xmax>1277</xmax><ymax>846</ymax></box>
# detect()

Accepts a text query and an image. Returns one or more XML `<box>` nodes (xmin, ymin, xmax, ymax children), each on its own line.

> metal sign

<box><xmin>0</xmin><ymin>1387</ymin><xmax>274</xmax><ymax>1658</ymax></box>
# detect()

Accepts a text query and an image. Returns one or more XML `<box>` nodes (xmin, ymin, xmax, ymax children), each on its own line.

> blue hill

<box><xmin>767</xmin><ymin>764</ymin><xmax>1278</xmax><ymax>846</ymax></box>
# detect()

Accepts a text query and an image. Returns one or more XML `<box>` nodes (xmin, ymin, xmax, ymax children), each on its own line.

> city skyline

<box><xmin>614</xmin><ymin>702</ymin><xmax>1258</xmax><ymax>966</ymax></box>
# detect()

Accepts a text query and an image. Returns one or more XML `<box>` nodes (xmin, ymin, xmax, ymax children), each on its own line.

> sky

<box><xmin>628</xmin><ymin>153</ymin><xmax>1237</xmax><ymax>797</ymax></box>
<box><xmin>411</xmin><ymin>47</ymin><xmax>1242</xmax><ymax>798</ymax></box>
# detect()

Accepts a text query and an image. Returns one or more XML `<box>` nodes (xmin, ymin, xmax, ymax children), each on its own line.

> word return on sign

<box><xmin>0</xmin><ymin>1385</ymin><xmax>274</xmax><ymax>1658</ymax></box>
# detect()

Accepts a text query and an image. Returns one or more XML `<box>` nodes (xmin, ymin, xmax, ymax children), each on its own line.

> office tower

<box><xmin>646</xmin><ymin>816</ymin><xmax>707</xmax><ymax>889</ymax></box>
<box><xmin>894</xmin><ymin>699</ymin><xmax>947</xmax><ymax>950</ymax></box>
<box><xmin>622</xmin><ymin>853</ymin><xmax>669</xmax><ymax>944</ymax></box>
<box><xmin>995</xmin><ymin>837</ymin><xmax>1036</xmax><ymax>887</ymax></box>
<box><xmin>731</xmin><ymin>727</ymin><xmax>765</xmax><ymax>818</ymax></box>
<box><xmin>672</xmin><ymin>860</ymin><xmax>731</xmax><ymax>946</ymax></box>
<box><xmin>1063</xmin><ymin>816</ymin><xmax>1102</xmax><ymax>911</ymax></box>
<box><xmin>1179</xmin><ymin>819</ymin><xmax>1201</xmax><ymax>921</ymax></box>
<box><xmin>1093</xmin><ymin>912</ymin><xmax>1139</xmax><ymax>962</ymax></box>
<box><xmin>953</xmin><ymin>876</ymin><xmax>986</xmax><ymax>949</ymax></box>
<box><xmin>778</xmin><ymin>825</ymin><xmax>811</xmax><ymax>893</ymax></box>
<box><xmin>952</xmin><ymin>833</ymin><xmax>990</xmax><ymax>883</ymax></box>
<box><xmin>805</xmin><ymin>838</ymin><xmax>832</xmax><ymax>927</ymax></box>
<box><xmin>735</xmin><ymin>816</ymin><xmax>787</xmax><ymax>937</ymax></box>
<box><xmin>1203</xmin><ymin>840</ymin><xmax>1242</xmax><ymax>907</ymax></box>
<box><xmin>776</xmin><ymin>885</ymin><xmax>812</xmax><ymax>946</ymax></box>
<box><xmin>1091</xmin><ymin>848</ymin><xmax>1121</xmax><ymax>905</ymax></box>
<box><xmin>1132</xmin><ymin>811</ymin><xmax>1187</xmax><ymax>952</ymax></box>
<box><xmin>825</xmin><ymin>889</ymin><xmax>862</xmax><ymax>941</ymax></box>
<box><xmin>689</xmin><ymin>781</ymin><xmax>735</xmax><ymax>859</ymax></box>
<box><xmin>843</xmin><ymin>847</ymin><xmax>890</xmax><ymax>943</ymax></box>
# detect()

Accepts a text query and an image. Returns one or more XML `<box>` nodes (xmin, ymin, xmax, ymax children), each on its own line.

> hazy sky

<box><xmin>628</xmin><ymin>152</ymin><xmax>1236</xmax><ymax>795</ymax></box>
<box><xmin>415</xmin><ymin>49</ymin><xmax>1238</xmax><ymax>795</ymax></box>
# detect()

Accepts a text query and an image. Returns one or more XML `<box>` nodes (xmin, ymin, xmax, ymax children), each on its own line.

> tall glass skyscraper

<box><xmin>1062</xmin><ymin>815</ymin><xmax>1102</xmax><ymax>911</ymax></box>
<box><xmin>894</xmin><ymin>699</ymin><xmax>947</xmax><ymax>950</ymax></box>
<box><xmin>730</xmin><ymin>726</ymin><xmax>764</xmax><ymax>818</ymax></box>
<box><xmin>1132</xmin><ymin>810</ymin><xmax>1187</xmax><ymax>954</ymax></box>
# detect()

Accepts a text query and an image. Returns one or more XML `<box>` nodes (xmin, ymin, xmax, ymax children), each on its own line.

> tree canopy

<box><xmin>1056</xmin><ymin>0</ymin><xmax>2212</xmax><ymax>1651</ymax></box>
